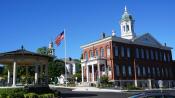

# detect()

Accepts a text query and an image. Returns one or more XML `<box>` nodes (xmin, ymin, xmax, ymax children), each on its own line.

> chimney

<box><xmin>102</xmin><ymin>32</ymin><xmax>105</xmax><ymax>39</ymax></box>
<box><xmin>164</xmin><ymin>43</ymin><xmax>166</xmax><ymax>47</ymax></box>
<box><xmin>112</xmin><ymin>30</ymin><xmax>116</xmax><ymax>37</ymax></box>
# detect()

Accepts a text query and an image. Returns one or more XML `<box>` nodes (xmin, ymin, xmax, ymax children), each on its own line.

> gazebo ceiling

<box><xmin>0</xmin><ymin>47</ymin><xmax>53</xmax><ymax>65</ymax></box>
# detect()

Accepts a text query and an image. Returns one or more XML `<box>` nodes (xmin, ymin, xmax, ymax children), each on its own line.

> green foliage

<box><xmin>126</xmin><ymin>84</ymin><xmax>143</xmax><ymax>90</ymax></box>
<box><xmin>73</xmin><ymin>73</ymin><xmax>81</xmax><ymax>82</ymax></box>
<box><xmin>37</xmin><ymin>46</ymin><xmax>49</xmax><ymax>55</ymax></box>
<box><xmin>0</xmin><ymin>88</ymin><xmax>25</xmax><ymax>98</ymax></box>
<box><xmin>100</xmin><ymin>75</ymin><xmax>109</xmax><ymax>84</ymax></box>
<box><xmin>48</xmin><ymin>59</ymin><xmax>65</xmax><ymax>81</ymax></box>
<box><xmin>0</xmin><ymin>88</ymin><xmax>58</xmax><ymax>98</ymax></box>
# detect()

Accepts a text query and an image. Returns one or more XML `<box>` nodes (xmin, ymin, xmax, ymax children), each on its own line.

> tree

<box><xmin>48</xmin><ymin>59</ymin><xmax>65</xmax><ymax>80</ymax></box>
<box><xmin>37</xmin><ymin>46</ymin><xmax>48</xmax><ymax>55</ymax></box>
<box><xmin>73</xmin><ymin>73</ymin><xmax>81</xmax><ymax>82</ymax></box>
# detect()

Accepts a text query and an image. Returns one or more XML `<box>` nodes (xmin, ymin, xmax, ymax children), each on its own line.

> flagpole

<box><xmin>64</xmin><ymin>29</ymin><xmax>67</xmax><ymax>87</ymax></box>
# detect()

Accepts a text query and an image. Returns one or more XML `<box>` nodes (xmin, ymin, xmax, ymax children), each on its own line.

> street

<box><xmin>52</xmin><ymin>87</ymin><xmax>175</xmax><ymax>98</ymax></box>
<box><xmin>53</xmin><ymin>88</ymin><xmax>132</xmax><ymax>98</ymax></box>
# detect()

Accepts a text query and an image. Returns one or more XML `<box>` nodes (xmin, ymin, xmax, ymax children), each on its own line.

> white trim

<box><xmin>80</xmin><ymin>37</ymin><xmax>112</xmax><ymax>49</ymax></box>
<box><xmin>80</xmin><ymin>34</ymin><xmax>172</xmax><ymax>51</ymax></box>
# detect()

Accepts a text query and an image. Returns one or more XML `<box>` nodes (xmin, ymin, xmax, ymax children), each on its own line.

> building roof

<box><xmin>0</xmin><ymin>49</ymin><xmax>53</xmax><ymax>59</ymax></box>
<box><xmin>0</xmin><ymin>46</ymin><xmax>53</xmax><ymax>65</ymax></box>
<box><xmin>80</xmin><ymin>33</ymin><xmax>172</xmax><ymax>50</ymax></box>
<box><xmin>121</xmin><ymin>6</ymin><xmax>133</xmax><ymax>22</ymax></box>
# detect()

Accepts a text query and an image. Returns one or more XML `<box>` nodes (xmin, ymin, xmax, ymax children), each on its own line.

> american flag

<box><xmin>55</xmin><ymin>31</ymin><xmax>64</xmax><ymax>46</ymax></box>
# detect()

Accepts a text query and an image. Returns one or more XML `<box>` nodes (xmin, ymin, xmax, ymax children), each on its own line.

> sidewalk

<box><xmin>72</xmin><ymin>87</ymin><xmax>126</xmax><ymax>92</ymax></box>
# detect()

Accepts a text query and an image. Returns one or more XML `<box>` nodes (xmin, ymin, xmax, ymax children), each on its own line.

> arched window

<box><xmin>123</xmin><ymin>26</ymin><xmax>125</xmax><ymax>32</ymax></box>
<box><xmin>126</xmin><ymin>25</ymin><xmax>129</xmax><ymax>32</ymax></box>
<box><xmin>100</xmin><ymin>48</ymin><xmax>104</xmax><ymax>57</ymax></box>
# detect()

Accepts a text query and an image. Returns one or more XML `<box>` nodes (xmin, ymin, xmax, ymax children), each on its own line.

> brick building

<box><xmin>80</xmin><ymin>7</ymin><xmax>174</xmax><ymax>88</ymax></box>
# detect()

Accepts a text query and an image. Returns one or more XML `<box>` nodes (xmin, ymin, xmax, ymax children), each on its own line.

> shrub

<box><xmin>0</xmin><ymin>88</ymin><xmax>25</xmax><ymax>98</ymax></box>
<box><xmin>126</xmin><ymin>84</ymin><xmax>142</xmax><ymax>90</ymax></box>
<box><xmin>100</xmin><ymin>75</ymin><xmax>109</xmax><ymax>84</ymax></box>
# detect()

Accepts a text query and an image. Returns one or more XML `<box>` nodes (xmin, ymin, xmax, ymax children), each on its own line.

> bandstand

<box><xmin>0</xmin><ymin>46</ymin><xmax>53</xmax><ymax>87</ymax></box>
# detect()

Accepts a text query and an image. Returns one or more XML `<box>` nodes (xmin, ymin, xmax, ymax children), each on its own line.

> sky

<box><xmin>0</xmin><ymin>0</ymin><xmax>175</xmax><ymax>59</ymax></box>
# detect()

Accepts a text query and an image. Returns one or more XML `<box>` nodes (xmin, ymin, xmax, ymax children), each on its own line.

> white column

<box><xmin>7</xmin><ymin>69</ymin><xmax>10</xmax><ymax>84</ymax></box>
<box><xmin>92</xmin><ymin>64</ymin><xmax>95</xmax><ymax>82</ymax></box>
<box><xmin>12</xmin><ymin>61</ymin><xmax>16</xmax><ymax>87</ymax></box>
<box><xmin>86</xmin><ymin>65</ymin><xmax>89</xmax><ymax>82</ymax></box>
<box><xmin>135</xmin><ymin>79</ymin><xmax>138</xmax><ymax>87</ymax></box>
<box><xmin>98</xmin><ymin>64</ymin><xmax>100</xmax><ymax>79</ymax></box>
<box><xmin>81</xmin><ymin>66</ymin><xmax>84</xmax><ymax>83</ymax></box>
<box><xmin>148</xmin><ymin>79</ymin><xmax>152</xmax><ymax>89</ymax></box>
<box><xmin>35</xmin><ymin>65</ymin><xmax>38</xmax><ymax>84</ymax></box>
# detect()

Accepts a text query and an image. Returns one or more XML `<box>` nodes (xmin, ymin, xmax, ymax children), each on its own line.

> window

<box><xmin>167</xmin><ymin>53</ymin><xmax>170</xmax><ymax>62</ymax></box>
<box><xmin>123</xmin><ymin>26</ymin><xmax>125</xmax><ymax>32</ymax></box>
<box><xmin>100</xmin><ymin>48</ymin><xmax>104</xmax><ymax>57</ymax></box>
<box><xmin>115</xmin><ymin>64</ymin><xmax>120</xmax><ymax>77</ymax></box>
<box><xmin>127</xmin><ymin>48</ymin><xmax>130</xmax><ymax>58</ymax></box>
<box><xmin>90</xmin><ymin>50</ymin><xmax>94</xmax><ymax>58</ymax></box>
<box><xmin>155</xmin><ymin>51</ymin><xmax>158</xmax><ymax>60</ymax></box>
<box><xmin>157</xmin><ymin>67</ymin><xmax>160</xmax><ymax>77</ymax></box>
<box><xmin>169</xmin><ymin>67</ymin><xmax>173</xmax><ymax>78</ymax></box>
<box><xmin>161</xmin><ymin>68</ymin><xmax>164</xmax><ymax>77</ymax></box>
<box><xmin>122</xmin><ymin>65</ymin><xmax>126</xmax><ymax>77</ymax></box>
<box><xmin>135</xmin><ymin>48</ymin><xmax>139</xmax><ymax>58</ymax></box>
<box><xmin>115</xmin><ymin>46</ymin><xmax>118</xmax><ymax>56</ymax></box>
<box><xmin>107</xmin><ymin>47</ymin><xmax>110</xmax><ymax>57</ymax></box>
<box><xmin>143</xmin><ymin>66</ymin><xmax>146</xmax><ymax>76</ymax></box>
<box><xmin>165</xmin><ymin>68</ymin><xmax>168</xmax><ymax>77</ymax></box>
<box><xmin>85</xmin><ymin>52</ymin><xmax>88</xmax><ymax>60</ymax></box>
<box><xmin>121</xmin><ymin>46</ymin><xmax>125</xmax><ymax>57</ymax></box>
<box><xmin>146</xmin><ymin>49</ymin><xmax>149</xmax><ymax>60</ymax></box>
<box><xmin>148</xmin><ymin>66</ymin><xmax>151</xmax><ymax>77</ymax></box>
<box><xmin>141</xmin><ymin>48</ymin><xmax>144</xmax><ymax>59</ymax></box>
<box><xmin>102</xmin><ymin>65</ymin><xmax>105</xmax><ymax>72</ymax></box>
<box><xmin>128</xmin><ymin>65</ymin><xmax>132</xmax><ymax>76</ymax></box>
<box><xmin>150</xmin><ymin>50</ymin><xmax>154</xmax><ymax>60</ymax></box>
<box><xmin>126</xmin><ymin>25</ymin><xmax>129</xmax><ymax>32</ymax></box>
<box><xmin>159</xmin><ymin>51</ymin><xmax>162</xmax><ymax>61</ymax></box>
<box><xmin>152</xmin><ymin>67</ymin><xmax>156</xmax><ymax>77</ymax></box>
<box><xmin>95</xmin><ymin>49</ymin><xmax>98</xmax><ymax>57</ymax></box>
<box><xmin>137</xmin><ymin>66</ymin><xmax>141</xmax><ymax>77</ymax></box>
<box><xmin>164</xmin><ymin>53</ymin><xmax>166</xmax><ymax>61</ymax></box>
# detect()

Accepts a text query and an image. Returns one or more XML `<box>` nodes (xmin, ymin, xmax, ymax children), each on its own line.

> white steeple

<box><xmin>120</xmin><ymin>6</ymin><xmax>136</xmax><ymax>40</ymax></box>
<box><xmin>124</xmin><ymin>6</ymin><xmax>127</xmax><ymax>13</ymax></box>
<box><xmin>48</xmin><ymin>41</ymin><xmax>55</xmax><ymax>56</ymax></box>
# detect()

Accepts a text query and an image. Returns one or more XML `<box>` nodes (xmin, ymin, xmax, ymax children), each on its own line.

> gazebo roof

<box><xmin>0</xmin><ymin>46</ymin><xmax>53</xmax><ymax>65</ymax></box>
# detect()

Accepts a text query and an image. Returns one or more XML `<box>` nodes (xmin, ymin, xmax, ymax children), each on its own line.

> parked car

<box><xmin>128</xmin><ymin>92</ymin><xmax>175</xmax><ymax>98</ymax></box>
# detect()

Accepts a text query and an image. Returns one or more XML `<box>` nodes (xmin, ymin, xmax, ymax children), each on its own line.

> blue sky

<box><xmin>0</xmin><ymin>0</ymin><xmax>175</xmax><ymax>59</ymax></box>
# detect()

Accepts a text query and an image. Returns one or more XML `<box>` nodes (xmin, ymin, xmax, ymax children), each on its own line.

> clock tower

<box><xmin>120</xmin><ymin>6</ymin><xmax>136</xmax><ymax>40</ymax></box>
